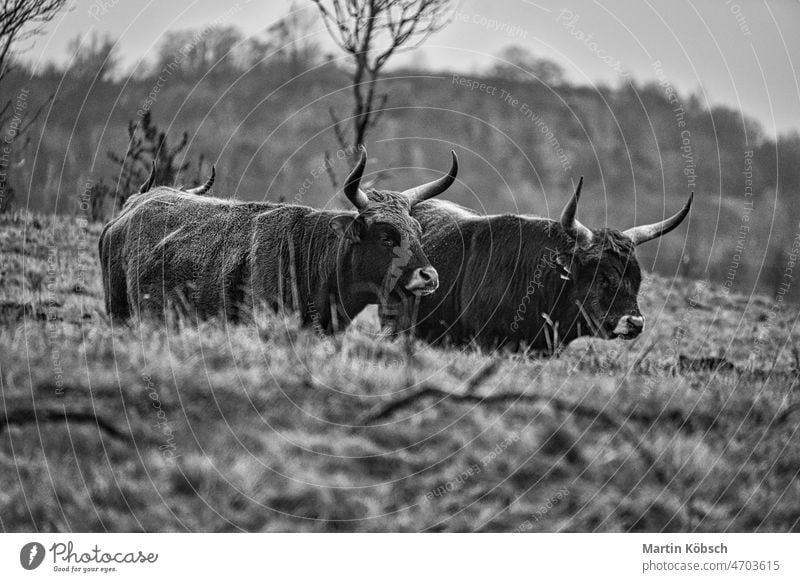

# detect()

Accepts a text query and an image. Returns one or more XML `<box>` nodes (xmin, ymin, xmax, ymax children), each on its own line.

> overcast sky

<box><xmin>25</xmin><ymin>0</ymin><xmax>800</xmax><ymax>138</ymax></box>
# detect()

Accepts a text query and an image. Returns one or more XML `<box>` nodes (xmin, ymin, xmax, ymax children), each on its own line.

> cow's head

<box><xmin>558</xmin><ymin>178</ymin><xmax>692</xmax><ymax>340</ymax></box>
<box><xmin>329</xmin><ymin>147</ymin><xmax>458</xmax><ymax>300</ymax></box>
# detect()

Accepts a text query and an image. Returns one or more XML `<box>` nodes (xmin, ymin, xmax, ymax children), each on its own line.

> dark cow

<box><xmin>383</xmin><ymin>178</ymin><xmax>691</xmax><ymax>351</ymax></box>
<box><xmin>98</xmin><ymin>149</ymin><xmax>457</xmax><ymax>331</ymax></box>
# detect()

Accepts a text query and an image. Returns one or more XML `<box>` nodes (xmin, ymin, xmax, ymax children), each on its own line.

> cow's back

<box><xmin>99</xmin><ymin>189</ymin><xmax>287</xmax><ymax>320</ymax></box>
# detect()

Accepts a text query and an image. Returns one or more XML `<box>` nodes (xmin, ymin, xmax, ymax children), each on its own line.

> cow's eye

<box><xmin>382</xmin><ymin>237</ymin><xmax>395</xmax><ymax>248</ymax></box>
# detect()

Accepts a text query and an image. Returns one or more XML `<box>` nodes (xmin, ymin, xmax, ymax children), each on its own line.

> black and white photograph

<box><xmin>0</xmin><ymin>0</ymin><xmax>798</xmax><ymax>577</ymax></box>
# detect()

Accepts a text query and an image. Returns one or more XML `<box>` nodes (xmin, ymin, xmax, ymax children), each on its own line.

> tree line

<box><xmin>1</xmin><ymin>15</ymin><xmax>798</xmax><ymax>302</ymax></box>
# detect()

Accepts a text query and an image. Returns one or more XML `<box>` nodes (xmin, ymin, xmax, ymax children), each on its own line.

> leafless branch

<box><xmin>324</xmin><ymin>150</ymin><xmax>340</xmax><ymax>189</ymax></box>
<box><xmin>0</xmin><ymin>0</ymin><xmax>69</xmax><ymax>83</ymax></box>
<box><xmin>328</xmin><ymin>106</ymin><xmax>348</xmax><ymax>150</ymax></box>
<box><xmin>1</xmin><ymin>402</ymin><xmax>133</xmax><ymax>443</ymax></box>
<box><xmin>311</xmin><ymin>0</ymin><xmax>453</xmax><ymax>185</ymax></box>
<box><xmin>15</xmin><ymin>91</ymin><xmax>52</xmax><ymax>136</ymax></box>
<box><xmin>357</xmin><ymin>380</ymin><xmax>719</xmax><ymax>435</ymax></box>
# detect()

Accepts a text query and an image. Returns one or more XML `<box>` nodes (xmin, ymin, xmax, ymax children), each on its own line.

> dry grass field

<box><xmin>1</xmin><ymin>211</ymin><xmax>798</xmax><ymax>532</ymax></box>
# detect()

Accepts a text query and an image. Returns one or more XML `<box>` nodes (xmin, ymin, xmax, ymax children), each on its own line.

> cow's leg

<box><xmin>99</xmin><ymin>234</ymin><xmax>130</xmax><ymax>320</ymax></box>
<box><xmin>106</xmin><ymin>272</ymin><xmax>130</xmax><ymax>319</ymax></box>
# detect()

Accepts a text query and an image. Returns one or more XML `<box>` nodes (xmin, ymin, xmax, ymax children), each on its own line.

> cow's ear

<box><xmin>329</xmin><ymin>214</ymin><xmax>364</xmax><ymax>242</ymax></box>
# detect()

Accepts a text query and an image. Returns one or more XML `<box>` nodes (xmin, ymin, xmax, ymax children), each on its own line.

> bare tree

<box><xmin>311</xmin><ymin>0</ymin><xmax>453</xmax><ymax>184</ymax></box>
<box><xmin>0</xmin><ymin>0</ymin><xmax>68</xmax><ymax>212</ymax></box>
<box><xmin>0</xmin><ymin>0</ymin><xmax>68</xmax><ymax>83</ymax></box>
<box><xmin>107</xmin><ymin>111</ymin><xmax>192</xmax><ymax>208</ymax></box>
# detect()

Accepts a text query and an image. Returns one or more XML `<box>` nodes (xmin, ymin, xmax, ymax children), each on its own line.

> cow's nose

<box><xmin>405</xmin><ymin>266</ymin><xmax>439</xmax><ymax>295</ymax></box>
<box><xmin>627</xmin><ymin>315</ymin><xmax>644</xmax><ymax>331</ymax></box>
<box><xmin>612</xmin><ymin>314</ymin><xmax>645</xmax><ymax>338</ymax></box>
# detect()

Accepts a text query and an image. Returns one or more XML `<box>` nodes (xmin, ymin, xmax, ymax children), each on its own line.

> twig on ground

<box><xmin>774</xmin><ymin>401</ymin><xmax>800</xmax><ymax>426</ymax></box>
<box><xmin>1</xmin><ymin>402</ymin><xmax>133</xmax><ymax>443</ymax></box>
<box><xmin>632</xmin><ymin>339</ymin><xmax>657</xmax><ymax>370</ymax></box>
<box><xmin>463</xmin><ymin>359</ymin><xmax>501</xmax><ymax>395</ymax></box>
<box><xmin>357</xmin><ymin>382</ymin><xmax>717</xmax><ymax>437</ymax></box>
<box><xmin>355</xmin><ymin>380</ymin><xmax>678</xmax><ymax>483</ymax></box>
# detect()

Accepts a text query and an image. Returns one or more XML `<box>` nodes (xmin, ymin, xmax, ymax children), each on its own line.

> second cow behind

<box><xmin>382</xmin><ymin>177</ymin><xmax>692</xmax><ymax>352</ymax></box>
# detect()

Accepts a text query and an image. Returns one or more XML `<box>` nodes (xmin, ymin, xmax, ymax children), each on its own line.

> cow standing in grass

<box><xmin>98</xmin><ymin>149</ymin><xmax>457</xmax><ymax>331</ymax></box>
<box><xmin>383</xmin><ymin>178</ymin><xmax>692</xmax><ymax>351</ymax></box>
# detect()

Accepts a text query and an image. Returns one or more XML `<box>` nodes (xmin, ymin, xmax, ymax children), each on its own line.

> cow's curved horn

<box><xmin>186</xmin><ymin>166</ymin><xmax>215</xmax><ymax>195</ymax></box>
<box><xmin>343</xmin><ymin>147</ymin><xmax>370</xmax><ymax>211</ymax></box>
<box><xmin>138</xmin><ymin>161</ymin><xmax>156</xmax><ymax>193</ymax></box>
<box><xmin>401</xmin><ymin>151</ymin><xmax>458</xmax><ymax>206</ymax></box>
<box><xmin>560</xmin><ymin>176</ymin><xmax>593</xmax><ymax>248</ymax></box>
<box><xmin>623</xmin><ymin>193</ymin><xmax>693</xmax><ymax>246</ymax></box>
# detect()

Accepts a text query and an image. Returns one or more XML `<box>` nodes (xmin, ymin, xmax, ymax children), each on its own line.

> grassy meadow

<box><xmin>1</xmin><ymin>210</ymin><xmax>799</xmax><ymax>532</ymax></box>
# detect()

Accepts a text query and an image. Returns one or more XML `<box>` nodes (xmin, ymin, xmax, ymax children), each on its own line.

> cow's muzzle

<box><xmin>405</xmin><ymin>266</ymin><xmax>439</xmax><ymax>296</ymax></box>
<box><xmin>612</xmin><ymin>314</ymin><xmax>645</xmax><ymax>339</ymax></box>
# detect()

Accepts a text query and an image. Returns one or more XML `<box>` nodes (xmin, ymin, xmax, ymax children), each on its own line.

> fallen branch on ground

<box><xmin>356</xmin><ymin>381</ymin><xmax>681</xmax><ymax>483</ymax></box>
<box><xmin>1</xmin><ymin>402</ymin><xmax>133</xmax><ymax>442</ymax></box>
<box><xmin>357</xmin><ymin>382</ymin><xmax>719</xmax><ymax>436</ymax></box>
